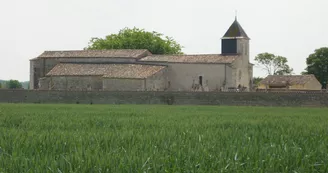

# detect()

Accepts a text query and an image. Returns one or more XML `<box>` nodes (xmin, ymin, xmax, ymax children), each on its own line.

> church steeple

<box><xmin>222</xmin><ymin>18</ymin><xmax>249</xmax><ymax>39</ymax></box>
<box><xmin>221</xmin><ymin>17</ymin><xmax>250</xmax><ymax>55</ymax></box>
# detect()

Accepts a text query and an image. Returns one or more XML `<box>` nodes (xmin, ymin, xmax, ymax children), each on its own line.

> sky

<box><xmin>1</xmin><ymin>0</ymin><xmax>327</xmax><ymax>81</ymax></box>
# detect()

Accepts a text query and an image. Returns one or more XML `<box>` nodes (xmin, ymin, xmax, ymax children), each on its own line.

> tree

<box><xmin>7</xmin><ymin>80</ymin><xmax>23</xmax><ymax>89</ymax></box>
<box><xmin>303</xmin><ymin>47</ymin><xmax>328</xmax><ymax>88</ymax></box>
<box><xmin>87</xmin><ymin>27</ymin><xmax>183</xmax><ymax>55</ymax></box>
<box><xmin>254</xmin><ymin>53</ymin><xmax>293</xmax><ymax>75</ymax></box>
<box><xmin>0</xmin><ymin>82</ymin><xmax>2</xmax><ymax>88</ymax></box>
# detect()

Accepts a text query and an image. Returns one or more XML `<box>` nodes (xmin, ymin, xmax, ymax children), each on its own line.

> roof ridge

<box><xmin>43</xmin><ymin>49</ymin><xmax>149</xmax><ymax>52</ymax></box>
<box><xmin>38</xmin><ymin>49</ymin><xmax>150</xmax><ymax>58</ymax></box>
<box><xmin>149</xmin><ymin>54</ymin><xmax>235</xmax><ymax>56</ymax></box>
<box><xmin>268</xmin><ymin>75</ymin><xmax>314</xmax><ymax>76</ymax></box>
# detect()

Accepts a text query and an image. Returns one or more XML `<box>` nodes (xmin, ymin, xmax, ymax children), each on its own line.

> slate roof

<box><xmin>140</xmin><ymin>54</ymin><xmax>237</xmax><ymax>63</ymax></box>
<box><xmin>46</xmin><ymin>63</ymin><xmax>166</xmax><ymax>79</ymax></box>
<box><xmin>38</xmin><ymin>49</ymin><xmax>151</xmax><ymax>59</ymax></box>
<box><xmin>259</xmin><ymin>75</ymin><xmax>319</xmax><ymax>86</ymax></box>
<box><xmin>222</xmin><ymin>19</ymin><xmax>249</xmax><ymax>39</ymax></box>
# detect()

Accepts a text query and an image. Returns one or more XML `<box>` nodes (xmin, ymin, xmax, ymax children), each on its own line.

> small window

<box><xmin>199</xmin><ymin>76</ymin><xmax>203</xmax><ymax>86</ymax></box>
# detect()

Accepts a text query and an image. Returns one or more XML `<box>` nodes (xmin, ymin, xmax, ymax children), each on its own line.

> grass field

<box><xmin>0</xmin><ymin>104</ymin><xmax>328</xmax><ymax>172</ymax></box>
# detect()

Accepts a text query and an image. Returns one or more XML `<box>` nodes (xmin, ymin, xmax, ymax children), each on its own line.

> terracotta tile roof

<box><xmin>46</xmin><ymin>63</ymin><xmax>166</xmax><ymax>79</ymax></box>
<box><xmin>38</xmin><ymin>49</ymin><xmax>151</xmax><ymax>59</ymax></box>
<box><xmin>259</xmin><ymin>75</ymin><xmax>318</xmax><ymax>86</ymax></box>
<box><xmin>139</xmin><ymin>54</ymin><xmax>237</xmax><ymax>63</ymax></box>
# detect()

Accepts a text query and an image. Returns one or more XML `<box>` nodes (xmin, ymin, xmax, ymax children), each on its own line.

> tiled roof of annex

<box><xmin>46</xmin><ymin>63</ymin><xmax>166</xmax><ymax>79</ymax></box>
<box><xmin>38</xmin><ymin>49</ymin><xmax>151</xmax><ymax>59</ymax></box>
<box><xmin>139</xmin><ymin>54</ymin><xmax>238</xmax><ymax>63</ymax></box>
<box><xmin>259</xmin><ymin>75</ymin><xmax>319</xmax><ymax>86</ymax></box>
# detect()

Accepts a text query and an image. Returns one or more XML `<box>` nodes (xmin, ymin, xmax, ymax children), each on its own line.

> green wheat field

<box><xmin>0</xmin><ymin>104</ymin><xmax>328</xmax><ymax>172</ymax></box>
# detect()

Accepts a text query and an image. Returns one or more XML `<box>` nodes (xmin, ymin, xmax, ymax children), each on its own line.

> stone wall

<box><xmin>0</xmin><ymin>90</ymin><xmax>328</xmax><ymax>107</ymax></box>
<box><xmin>145</xmin><ymin>68</ymin><xmax>168</xmax><ymax>91</ymax></box>
<box><xmin>39</xmin><ymin>76</ymin><xmax>103</xmax><ymax>90</ymax></box>
<box><xmin>166</xmin><ymin>63</ymin><xmax>233</xmax><ymax>92</ymax></box>
<box><xmin>29</xmin><ymin>59</ymin><xmax>40</xmax><ymax>89</ymax></box>
<box><xmin>304</xmin><ymin>78</ymin><xmax>322</xmax><ymax>90</ymax></box>
<box><xmin>103</xmin><ymin>78</ymin><xmax>145</xmax><ymax>91</ymax></box>
<box><xmin>103</xmin><ymin>68</ymin><xmax>168</xmax><ymax>91</ymax></box>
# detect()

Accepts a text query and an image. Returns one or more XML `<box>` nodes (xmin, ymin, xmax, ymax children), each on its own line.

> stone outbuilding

<box><xmin>258</xmin><ymin>75</ymin><xmax>322</xmax><ymax>90</ymax></box>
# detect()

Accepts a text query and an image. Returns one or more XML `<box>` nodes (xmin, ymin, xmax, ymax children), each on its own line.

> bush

<box><xmin>7</xmin><ymin>80</ymin><xmax>23</xmax><ymax>89</ymax></box>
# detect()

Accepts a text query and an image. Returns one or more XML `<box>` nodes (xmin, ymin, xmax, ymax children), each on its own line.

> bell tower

<box><xmin>221</xmin><ymin>16</ymin><xmax>252</xmax><ymax>91</ymax></box>
<box><xmin>221</xmin><ymin>17</ymin><xmax>250</xmax><ymax>58</ymax></box>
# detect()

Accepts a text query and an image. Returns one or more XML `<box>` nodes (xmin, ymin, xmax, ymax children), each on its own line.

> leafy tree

<box><xmin>7</xmin><ymin>80</ymin><xmax>23</xmax><ymax>89</ymax></box>
<box><xmin>303</xmin><ymin>47</ymin><xmax>328</xmax><ymax>88</ymax></box>
<box><xmin>87</xmin><ymin>27</ymin><xmax>183</xmax><ymax>55</ymax></box>
<box><xmin>0</xmin><ymin>82</ymin><xmax>2</xmax><ymax>88</ymax></box>
<box><xmin>254</xmin><ymin>53</ymin><xmax>293</xmax><ymax>75</ymax></box>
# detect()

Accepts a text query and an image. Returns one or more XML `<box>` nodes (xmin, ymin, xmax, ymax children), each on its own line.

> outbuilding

<box><xmin>258</xmin><ymin>75</ymin><xmax>322</xmax><ymax>90</ymax></box>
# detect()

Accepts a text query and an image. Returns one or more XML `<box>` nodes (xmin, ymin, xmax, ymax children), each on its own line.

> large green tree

<box><xmin>7</xmin><ymin>80</ymin><xmax>23</xmax><ymax>89</ymax></box>
<box><xmin>303</xmin><ymin>47</ymin><xmax>328</xmax><ymax>88</ymax></box>
<box><xmin>254</xmin><ymin>53</ymin><xmax>293</xmax><ymax>75</ymax></box>
<box><xmin>87</xmin><ymin>27</ymin><xmax>183</xmax><ymax>55</ymax></box>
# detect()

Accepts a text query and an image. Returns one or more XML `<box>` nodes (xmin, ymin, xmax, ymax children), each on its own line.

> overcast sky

<box><xmin>1</xmin><ymin>0</ymin><xmax>327</xmax><ymax>81</ymax></box>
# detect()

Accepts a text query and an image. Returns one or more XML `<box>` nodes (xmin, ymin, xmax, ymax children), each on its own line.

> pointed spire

<box><xmin>222</xmin><ymin>15</ymin><xmax>249</xmax><ymax>39</ymax></box>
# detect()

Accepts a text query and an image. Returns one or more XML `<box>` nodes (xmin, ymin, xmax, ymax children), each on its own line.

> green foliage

<box><xmin>304</xmin><ymin>47</ymin><xmax>328</xmax><ymax>88</ymax></box>
<box><xmin>0</xmin><ymin>80</ymin><xmax>29</xmax><ymax>89</ymax></box>
<box><xmin>255</xmin><ymin>53</ymin><xmax>293</xmax><ymax>75</ymax></box>
<box><xmin>253</xmin><ymin>77</ymin><xmax>263</xmax><ymax>85</ymax></box>
<box><xmin>1</xmin><ymin>104</ymin><xmax>328</xmax><ymax>172</ymax></box>
<box><xmin>87</xmin><ymin>27</ymin><xmax>183</xmax><ymax>55</ymax></box>
<box><xmin>0</xmin><ymin>80</ymin><xmax>4</xmax><ymax>88</ymax></box>
<box><xmin>6</xmin><ymin>80</ymin><xmax>23</xmax><ymax>89</ymax></box>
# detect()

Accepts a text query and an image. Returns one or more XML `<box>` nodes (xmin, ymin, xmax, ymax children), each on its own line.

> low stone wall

<box><xmin>0</xmin><ymin>89</ymin><xmax>328</xmax><ymax>107</ymax></box>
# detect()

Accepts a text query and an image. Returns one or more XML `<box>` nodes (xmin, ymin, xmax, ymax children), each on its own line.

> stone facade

<box><xmin>164</xmin><ymin>63</ymin><xmax>233</xmax><ymax>91</ymax></box>
<box><xmin>303</xmin><ymin>78</ymin><xmax>322</xmax><ymax>90</ymax></box>
<box><xmin>39</xmin><ymin>76</ymin><xmax>103</xmax><ymax>90</ymax></box>
<box><xmin>102</xmin><ymin>69</ymin><xmax>168</xmax><ymax>91</ymax></box>
<box><xmin>103</xmin><ymin>78</ymin><xmax>145</xmax><ymax>91</ymax></box>
<box><xmin>145</xmin><ymin>68</ymin><xmax>168</xmax><ymax>91</ymax></box>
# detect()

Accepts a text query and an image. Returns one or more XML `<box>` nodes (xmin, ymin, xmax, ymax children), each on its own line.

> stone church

<box><xmin>30</xmin><ymin>18</ymin><xmax>253</xmax><ymax>91</ymax></box>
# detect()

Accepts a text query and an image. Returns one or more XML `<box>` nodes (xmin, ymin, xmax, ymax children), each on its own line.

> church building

<box><xmin>30</xmin><ymin>18</ymin><xmax>253</xmax><ymax>91</ymax></box>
